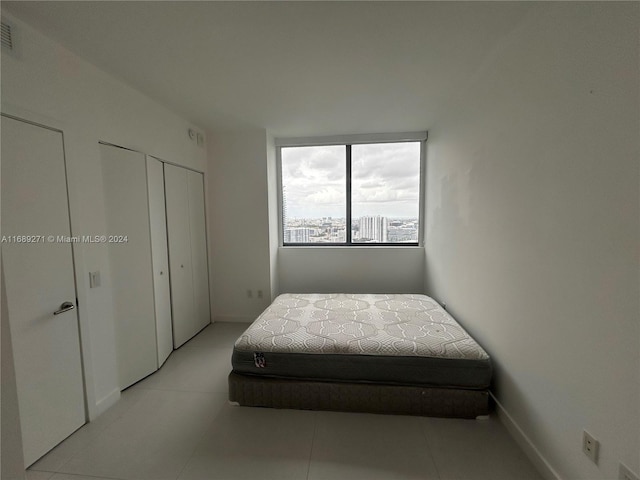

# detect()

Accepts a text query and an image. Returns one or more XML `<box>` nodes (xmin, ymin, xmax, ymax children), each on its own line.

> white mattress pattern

<box><xmin>235</xmin><ymin>294</ymin><xmax>489</xmax><ymax>360</ymax></box>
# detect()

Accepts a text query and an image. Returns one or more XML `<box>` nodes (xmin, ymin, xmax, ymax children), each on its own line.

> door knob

<box><xmin>53</xmin><ymin>301</ymin><xmax>75</xmax><ymax>316</ymax></box>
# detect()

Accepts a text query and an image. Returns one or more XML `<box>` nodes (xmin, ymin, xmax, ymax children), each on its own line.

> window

<box><xmin>278</xmin><ymin>133</ymin><xmax>425</xmax><ymax>246</ymax></box>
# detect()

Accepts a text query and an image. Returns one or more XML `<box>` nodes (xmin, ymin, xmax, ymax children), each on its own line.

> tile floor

<box><xmin>27</xmin><ymin>322</ymin><xmax>543</xmax><ymax>480</ymax></box>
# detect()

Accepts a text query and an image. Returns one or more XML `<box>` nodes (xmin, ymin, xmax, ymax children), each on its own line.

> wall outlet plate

<box><xmin>89</xmin><ymin>271</ymin><xmax>101</xmax><ymax>288</ymax></box>
<box><xmin>582</xmin><ymin>430</ymin><xmax>599</xmax><ymax>464</ymax></box>
<box><xmin>620</xmin><ymin>463</ymin><xmax>640</xmax><ymax>480</ymax></box>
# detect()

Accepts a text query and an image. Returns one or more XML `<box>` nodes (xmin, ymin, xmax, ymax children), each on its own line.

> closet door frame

<box><xmin>164</xmin><ymin>162</ymin><xmax>211</xmax><ymax>348</ymax></box>
<box><xmin>164</xmin><ymin>163</ymin><xmax>195</xmax><ymax>348</ymax></box>
<box><xmin>100</xmin><ymin>143</ymin><xmax>158</xmax><ymax>389</ymax></box>
<box><xmin>146</xmin><ymin>156</ymin><xmax>174</xmax><ymax>367</ymax></box>
<box><xmin>187</xmin><ymin>169</ymin><xmax>212</xmax><ymax>332</ymax></box>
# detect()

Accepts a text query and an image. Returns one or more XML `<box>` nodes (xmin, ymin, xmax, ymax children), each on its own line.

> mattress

<box><xmin>232</xmin><ymin>294</ymin><xmax>492</xmax><ymax>389</ymax></box>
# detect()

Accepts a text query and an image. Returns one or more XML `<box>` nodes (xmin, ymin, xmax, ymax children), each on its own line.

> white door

<box><xmin>187</xmin><ymin>170</ymin><xmax>211</xmax><ymax>331</ymax></box>
<box><xmin>1</xmin><ymin>115</ymin><xmax>85</xmax><ymax>467</ymax></box>
<box><xmin>100</xmin><ymin>144</ymin><xmax>157</xmax><ymax>389</ymax></box>
<box><xmin>146</xmin><ymin>156</ymin><xmax>173</xmax><ymax>366</ymax></box>
<box><xmin>164</xmin><ymin>163</ymin><xmax>195</xmax><ymax>347</ymax></box>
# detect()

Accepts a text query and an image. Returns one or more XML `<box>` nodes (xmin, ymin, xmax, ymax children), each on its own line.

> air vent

<box><xmin>1</xmin><ymin>21</ymin><xmax>14</xmax><ymax>51</ymax></box>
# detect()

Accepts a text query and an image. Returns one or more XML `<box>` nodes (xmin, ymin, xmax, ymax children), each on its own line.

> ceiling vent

<box><xmin>1</xmin><ymin>21</ymin><xmax>14</xmax><ymax>51</ymax></box>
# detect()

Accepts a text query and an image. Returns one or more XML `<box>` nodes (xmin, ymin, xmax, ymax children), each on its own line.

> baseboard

<box><xmin>214</xmin><ymin>315</ymin><xmax>256</xmax><ymax>324</ymax></box>
<box><xmin>491</xmin><ymin>392</ymin><xmax>562</xmax><ymax>480</ymax></box>
<box><xmin>92</xmin><ymin>387</ymin><xmax>120</xmax><ymax>420</ymax></box>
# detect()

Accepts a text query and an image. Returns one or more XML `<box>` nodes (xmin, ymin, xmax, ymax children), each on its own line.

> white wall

<box><xmin>1</xmin><ymin>6</ymin><xmax>206</xmax><ymax>431</ymax></box>
<box><xmin>424</xmin><ymin>3</ymin><xmax>639</xmax><ymax>480</ymax></box>
<box><xmin>207</xmin><ymin>128</ymin><xmax>274</xmax><ymax>322</ymax></box>
<box><xmin>207</xmin><ymin>128</ymin><xmax>426</xmax><ymax>315</ymax></box>
<box><xmin>266</xmin><ymin>133</ymin><xmax>280</xmax><ymax>301</ymax></box>
<box><xmin>279</xmin><ymin>247</ymin><xmax>424</xmax><ymax>294</ymax></box>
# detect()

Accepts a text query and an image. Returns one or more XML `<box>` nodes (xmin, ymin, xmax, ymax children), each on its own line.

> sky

<box><xmin>281</xmin><ymin>142</ymin><xmax>421</xmax><ymax>220</ymax></box>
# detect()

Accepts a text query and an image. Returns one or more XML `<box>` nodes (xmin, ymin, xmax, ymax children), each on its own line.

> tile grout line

<box><xmin>53</xmin><ymin>471</ymin><xmax>129</xmax><ymax>480</ymax></box>
<box><xmin>31</xmin><ymin>326</ymin><xmax>239</xmax><ymax>480</ymax></box>
<box><xmin>25</xmin><ymin>468</ymin><xmax>56</xmax><ymax>479</ymax></box>
<box><xmin>173</xmin><ymin>426</ymin><xmax>208</xmax><ymax>480</ymax></box>
<box><xmin>30</xmin><ymin>390</ymin><xmax>151</xmax><ymax>476</ymax></box>
<box><xmin>170</xmin><ymin>334</ymin><xmax>238</xmax><ymax>480</ymax></box>
<box><xmin>418</xmin><ymin>418</ymin><xmax>443</xmax><ymax>480</ymax></box>
<box><xmin>305</xmin><ymin>411</ymin><xmax>319</xmax><ymax>480</ymax></box>
<box><xmin>132</xmin><ymin>385</ymin><xmax>230</xmax><ymax>394</ymax></box>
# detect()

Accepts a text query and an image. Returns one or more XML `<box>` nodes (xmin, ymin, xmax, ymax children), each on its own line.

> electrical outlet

<box><xmin>246</xmin><ymin>289</ymin><xmax>253</xmax><ymax>298</ymax></box>
<box><xmin>257</xmin><ymin>289</ymin><xmax>263</xmax><ymax>299</ymax></box>
<box><xmin>620</xmin><ymin>463</ymin><xmax>640</xmax><ymax>480</ymax></box>
<box><xmin>582</xmin><ymin>430</ymin><xmax>599</xmax><ymax>464</ymax></box>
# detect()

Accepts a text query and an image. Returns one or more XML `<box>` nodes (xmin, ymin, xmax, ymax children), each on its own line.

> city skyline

<box><xmin>284</xmin><ymin>215</ymin><xmax>418</xmax><ymax>244</ymax></box>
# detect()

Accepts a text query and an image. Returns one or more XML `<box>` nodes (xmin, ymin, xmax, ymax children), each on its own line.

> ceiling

<box><xmin>3</xmin><ymin>1</ymin><xmax>536</xmax><ymax>137</ymax></box>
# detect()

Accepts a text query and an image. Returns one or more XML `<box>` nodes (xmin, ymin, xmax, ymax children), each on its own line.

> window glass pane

<box><xmin>351</xmin><ymin>142</ymin><xmax>420</xmax><ymax>243</ymax></box>
<box><xmin>281</xmin><ymin>145</ymin><xmax>346</xmax><ymax>243</ymax></box>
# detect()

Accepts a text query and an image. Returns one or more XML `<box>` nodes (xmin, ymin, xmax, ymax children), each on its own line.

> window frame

<box><xmin>276</xmin><ymin>131</ymin><xmax>427</xmax><ymax>247</ymax></box>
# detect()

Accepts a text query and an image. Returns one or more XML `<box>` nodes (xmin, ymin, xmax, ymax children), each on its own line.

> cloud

<box><xmin>351</xmin><ymin>142</ymin><xmax>420</xmax><ymax>211</ymax></box>
<box><xmin>307</xmin><ymin>186</ymin><xmax>345</xmax><ymax>205</ymax></box>
<box><xmin>282</xmin><ymin>145</ymin><xmax>344</xmax><ymax>179</ymax></box>
<box><xmin>282</xmin><ymin>142</ymin><xmax>420</xmax><ymax>218</ymax></box>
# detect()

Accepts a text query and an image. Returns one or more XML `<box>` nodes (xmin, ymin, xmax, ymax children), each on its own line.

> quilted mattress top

<box><xmin>234</xmin><ymin>293</ymin><xmax>489</xmax><ymax>361</ymax></box>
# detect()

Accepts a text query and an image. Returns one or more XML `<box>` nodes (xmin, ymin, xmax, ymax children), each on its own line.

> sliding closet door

<box><xmin>164</xmin><ymin>163</ymin><xmax>195</xmax><ymax>347</ymax></box>
<box><xmin>147</xmin><ymin>157</ymin><xmax>173</xmax><ymax>366</ymax></box>
<box><xmin>187</xmin><ymin>170</ymin><xmax>211</xmax><ymax>331</ymax></box>
<box><xmin>101</xmin><ymin>144</ymin><xmax>157</xmax><ymax>389</ymax></box>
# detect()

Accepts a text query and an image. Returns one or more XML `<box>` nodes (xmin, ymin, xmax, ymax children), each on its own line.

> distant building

<box><xmin>358</xmin><ymin>216</ymin><xmax>387</xmax><ymax>242</ymax></box>
<box><xmin>387</xmin><ymin>226</ymin><xmax>417</xmax><ymax>242</ymax></box>
<box><xmin>284</xmin><ymin>227</ymin><xmax>314</xmax><ymax>243</ymax></box>
<box><xmin>328</xmin><ymin>227</ymin><xmax>346</xmax><ymax>243</ymax></box>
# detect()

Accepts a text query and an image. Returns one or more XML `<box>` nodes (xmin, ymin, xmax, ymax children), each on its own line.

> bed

<box><xmin>229</xmin><ymin>293</ymin><xmax>492</xmax><ymax>418</ymax></box>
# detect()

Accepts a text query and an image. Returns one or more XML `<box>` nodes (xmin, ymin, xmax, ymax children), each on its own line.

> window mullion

<box><xmin>346</xmin><ymin>144</ymin><xmax>352</xmax><ymax>245</ymax></box>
